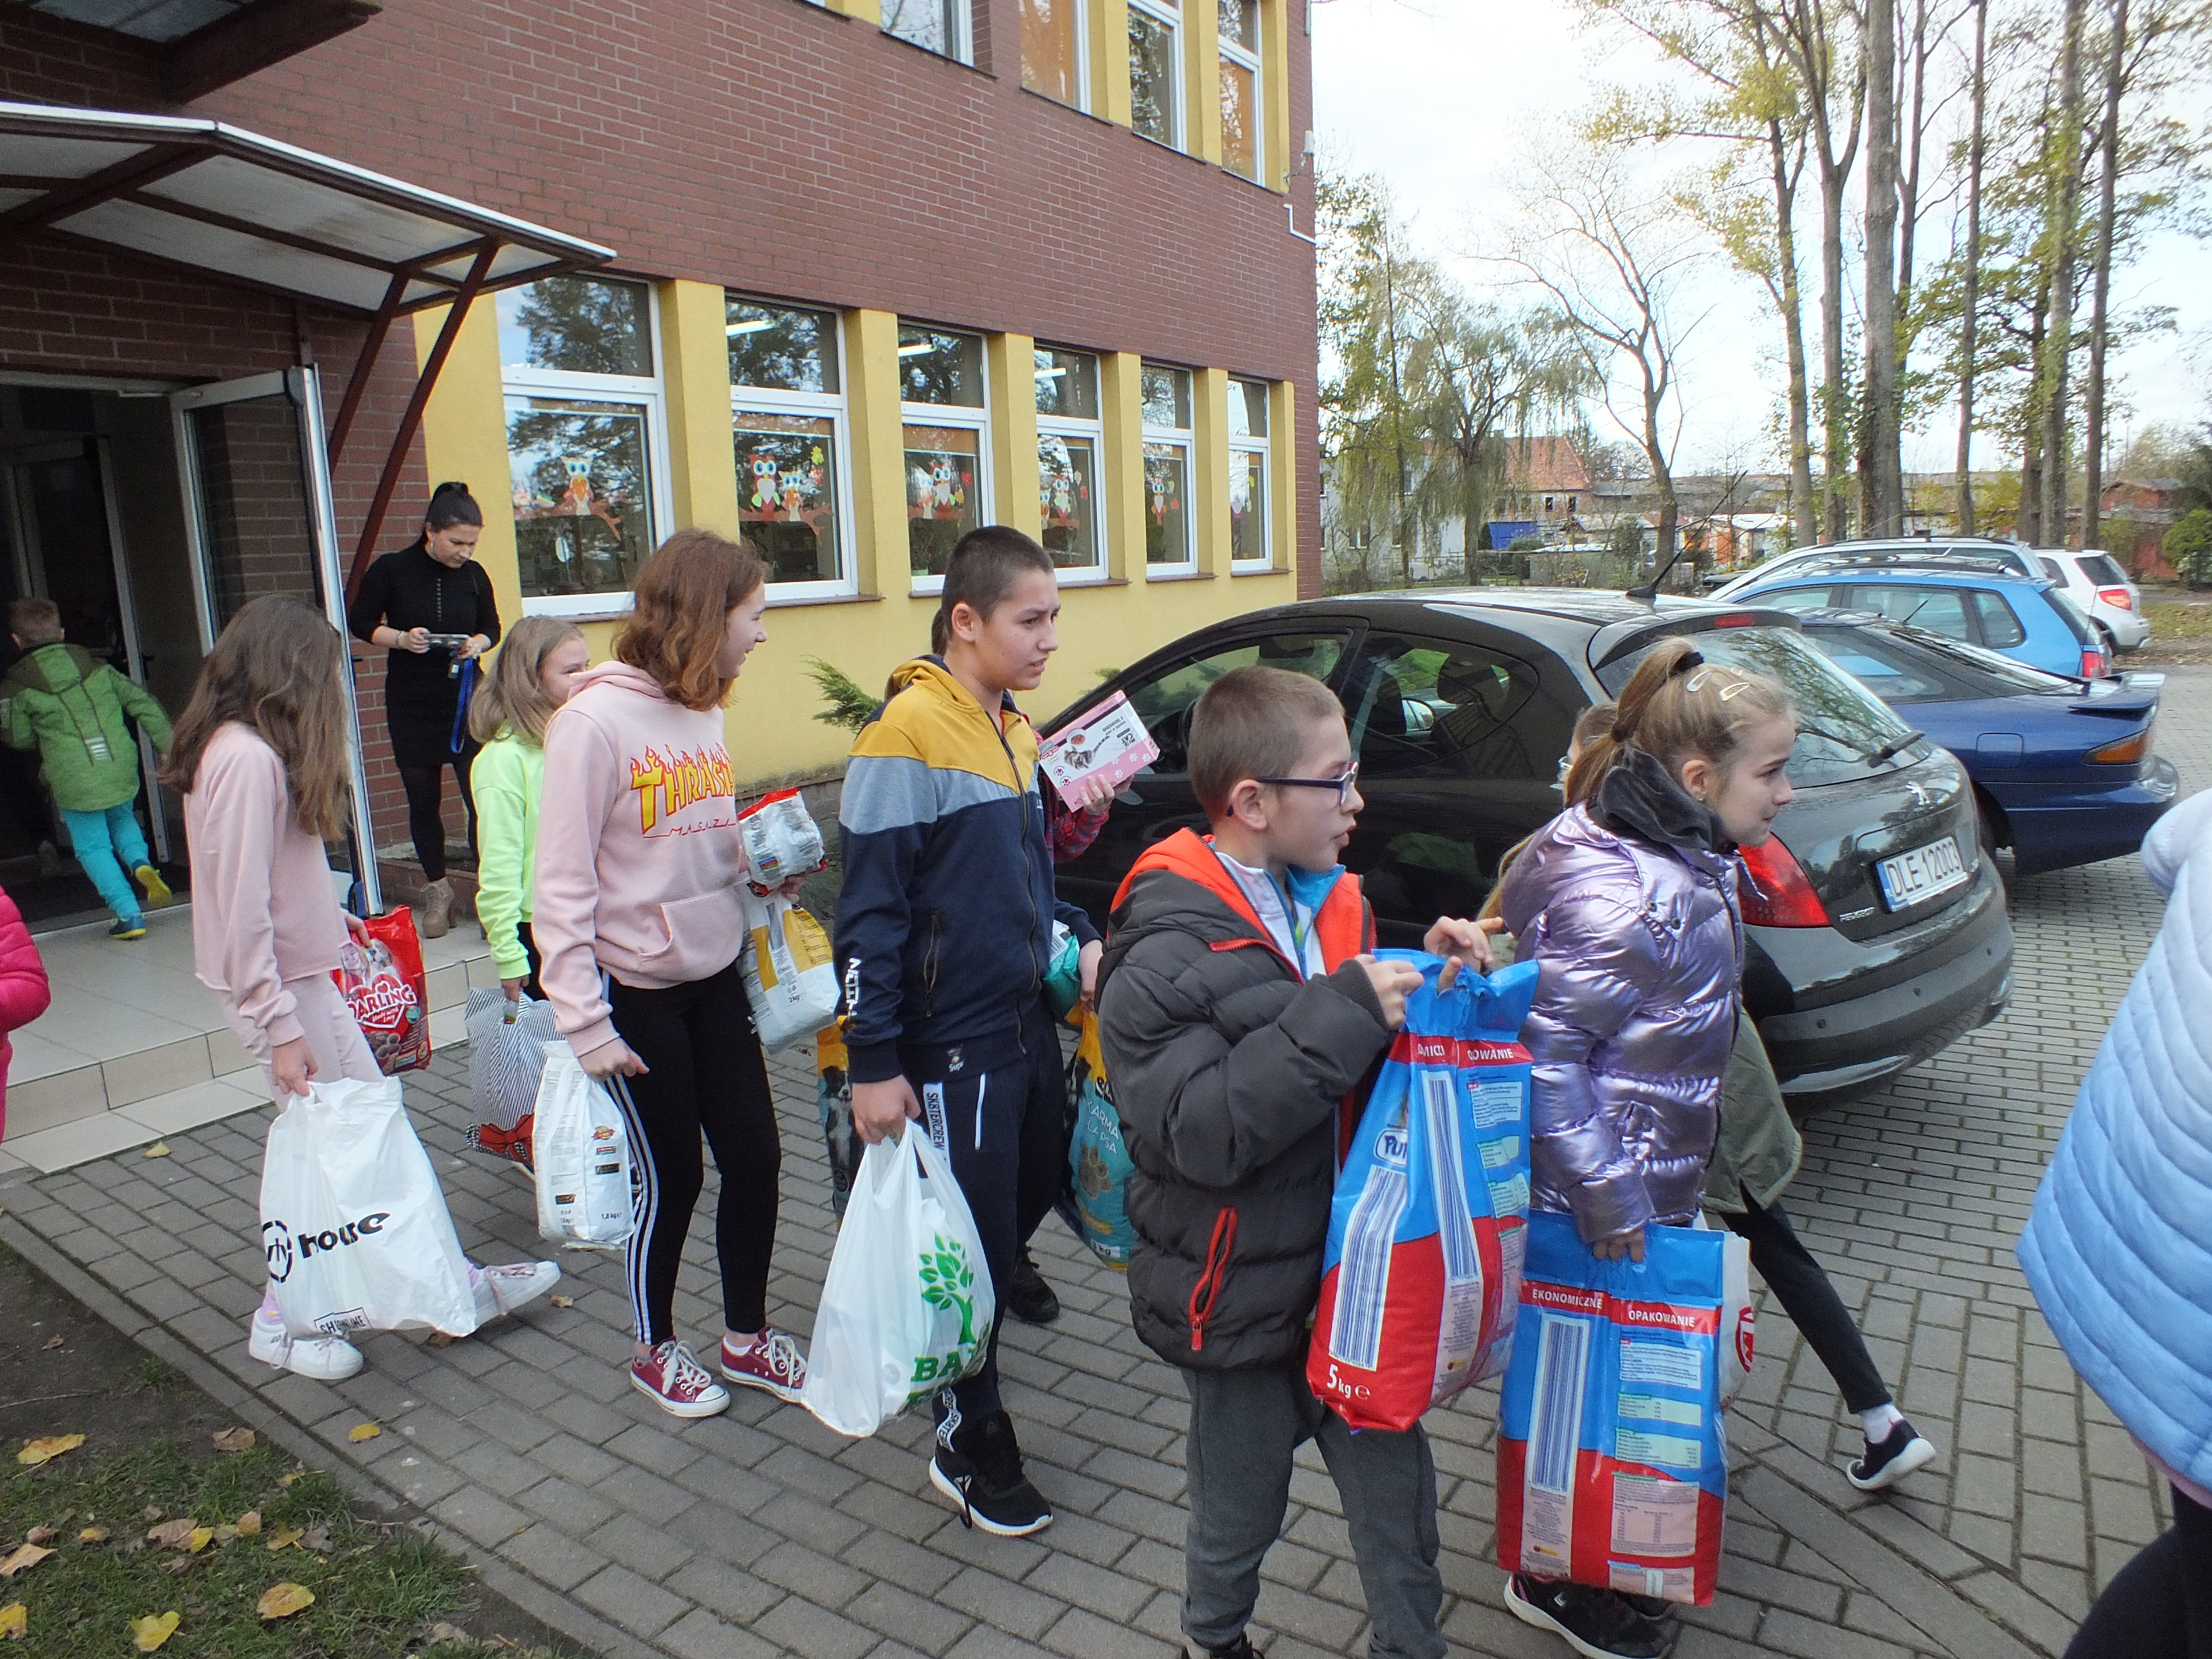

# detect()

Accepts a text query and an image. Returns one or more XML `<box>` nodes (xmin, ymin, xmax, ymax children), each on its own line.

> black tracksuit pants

<box><xmin>2067</xmin><ymin>1486</ymin><xmax>2212</xmax><ymax>1658</ymax></box>
<box><xmin>1721</xmin><ymin>1194</ymin><xmax>1890</xmax><ymax>1414</ymax></box>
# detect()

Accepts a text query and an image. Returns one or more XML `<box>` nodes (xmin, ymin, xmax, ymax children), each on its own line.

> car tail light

<box><xmin>1740</xmin><ymin>837</ymin><xmax>1828</xmax><ymax>927</ymax></box>
<box><xmin>2080</xmin><ymin>647</ymin><xmax>2109</xmax><ymax>679</ymax></box>
<box><xmin>2097</xmin><ymin>586</ymin><xmax>2133</xmax><ymax>611</ymax></box>
<box><xmin>2086</xmin><ymin>727</ymin><xmax>2152</xmax><ymax>766</ymax></box>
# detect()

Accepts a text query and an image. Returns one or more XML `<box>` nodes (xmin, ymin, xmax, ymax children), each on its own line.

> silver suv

<box><xmin>1709</xmin><ymin>538</ymin><xmax>2041</xmax><ymax>599</ymax></box>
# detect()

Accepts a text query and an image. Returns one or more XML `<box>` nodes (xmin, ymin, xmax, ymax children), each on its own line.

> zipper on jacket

<box><xmin>1187</xmin><ymin>1206</ymin><xmax>1239</xmax><ymax>1353</ymax></box>
<box><xmin>921</xmin><ymin>912</ymin><xmax>942</xmax><ymax>1018</ymax></box>
<box><xmin>983</xmin><ymin>703</ymin><xmax>1045</xmax><ymax>998</ymax></box>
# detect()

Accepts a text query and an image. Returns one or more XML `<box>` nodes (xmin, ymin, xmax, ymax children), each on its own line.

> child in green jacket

<box><xmin>467</xmin><ymin>615</ymin><xmax>589</xmax><ymax>999</ymax></box>
<box><xmin>1</xmin><ymin>598</ymin><xmax>173</xmax><ymax>939</ymax></box>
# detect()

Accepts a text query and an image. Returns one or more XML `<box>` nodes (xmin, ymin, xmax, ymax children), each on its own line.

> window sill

<box><xmin>766</xmin><ymin>589</ymin><xmax>882</xmax><ymax>609</ymax></box>
<box><xmin>1020</xmin><ymin>84</ymin><xmax>1116</xmax><ymax>127</ymax></box>
<box><xmin>878</xmin><ymin>27</ymin><xmax>995</xmax><ymax>75</ymax></box>
<box><xmin>523</xmin><ymin>594</ymin><xmax>637</xmax><ymax>622</ymax></box>
<box><xmin>1057</xmin><ymin>574</ymin><xmax>1128</xmax><ymax>589</ymax></box>
<box><xmin>1230</xmin><ymin>563</ymin><xmax>1283</xmax><ymax>577</ymax></box>
<box><xmin>1145</xmin><ymin>568</ymin><xmax>1213</xmax><ymax>582</ymax></box>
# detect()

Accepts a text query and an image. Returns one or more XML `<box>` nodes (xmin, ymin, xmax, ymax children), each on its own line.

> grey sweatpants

<box><xmin>1180</xmin><ymin>1362</ymin><xmax>1446</xmax><ymax>1659</ymax></box>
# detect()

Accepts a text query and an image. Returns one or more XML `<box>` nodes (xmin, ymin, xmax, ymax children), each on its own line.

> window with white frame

<box><xmin>900</xmin><ymin>324</ymin><xmax>990</xmax><ymax>586</ymax></box>
<box><xmin>1217</xmin><ymin>0</ymin><xmax>1262</xmax><ymax>181</ymax></box>
<box><xmin>499</xmin><ymin>276</ymin><xmax>669</xmax><ymax>613</ymax></box>
<box><xmin>1228</xmin><ymin>375</ymin><xmax>1271</xmax><ymax>569</ymax></box>
<box><xmin>1129</xmin><ymin>0</ymin><xmax>1182</xmax><ymax>148</ymax></box>
<box><xmin>882</xmin><ymin>0</ymin><xmax>972</xmax><ymax>63</ymax></box>
<box><xmin>1141</xmin><ymin>364</ymin><xmax>1195</xmax><ymax>574</ymax></box>
<box><xmin>1022</xmin><ymin>0</ymin><xmax>1088</xmax><ymax>108</ymax></box>
<box><xmin>728</xmin><ymin>298</ymin><xmax>853</xmax><ymax>599</ymax></box>
<box><xmin>1035</xmin><ymin>346</ymin><xmax>1105</xmax><ymax>577</ymax></box>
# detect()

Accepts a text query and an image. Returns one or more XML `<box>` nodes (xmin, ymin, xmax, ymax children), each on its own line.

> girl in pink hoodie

<box><xmin>534</xmin><ymin>529</ymin><xmax>807</xmax><ymax>1419</ymax></box>
<box><xmin>165</xmin><ymin>596</ymin><xmax>557</xmax><ymax>1382</ymax></box>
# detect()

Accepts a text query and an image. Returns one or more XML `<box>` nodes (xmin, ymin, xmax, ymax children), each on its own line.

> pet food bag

<box><xmin>465</xmin><ymin>989</ymin><xmax>562</xmax><ymax>1168</ymax></box>
<box><xmin>739</xmin><ymin>788</ymin><xmax>827</xmax><ymax>894</ymax></box>
<box><xmin>260</xmin><ymin>1075</ymin><xmax>479</xmax><ymax>1339</ymax></box>
<box><xmin>817</xmin><ymin>1022</ymin><xmax>861</xmax><ymax>1221</ymax></box>
<box><xmin>1061</xmin><ymin>1009</ymin><xmax>1137</xmax><ymax>1267</ymax></box>
<box><xmin>1308</xmin><ymin>954</ymin><xmax>1539</xmax><ymax>1433</ymax></box>
<box><xmin>532</xmin><ymin>1042</ymin><xmax>636</xmax><ymax>1249</ymax></box>
<box><xmin>802</xmin><ymin>1130</ymin><xmax>997</xmax><ymax>1438</ymax></box>
<box><xmin>332</xmin><ymin>908</ymin><xmax>432</xmax><ymax>1074</ymax></box>
<box><xmin>743</xmin><ymin>899</ymin><xmax>840</xmax><ymax>1051</ymax></box>
<box><xmin>1495</xmin><ymin>1213</ymin><xmax>1739</xmax><ymax>1608</ymax></box>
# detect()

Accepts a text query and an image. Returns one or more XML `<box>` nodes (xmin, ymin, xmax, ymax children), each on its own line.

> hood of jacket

<box><xmin>567</xmin><ymin>660</ymin><xmax>674</xmax><ymax>704</ymax></box>
<box><xmin>1495</xmin><ymin>802</ymin><xmax>1742</xmax><ymax>1238</ymax></box>
<box><xmin>1592</xmin><ymin>746</ymin><xmax>1734</xmax><ymax>856</ymax></box>
<box><xmin>3</xmin><ymin>642</ymin><xmax>97</xmax><ymax>696</ymax></box>
<box><xmin>1097</xmin><ymin>830</ymin><xmax>1387</xmax><ymax>1370</ymax></box>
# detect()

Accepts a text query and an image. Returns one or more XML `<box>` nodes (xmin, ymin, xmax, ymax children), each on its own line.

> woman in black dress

<box><xmin>346</xmin><ymin>482</ymin><xmax>501</xmax><ymax>937</ymax></box>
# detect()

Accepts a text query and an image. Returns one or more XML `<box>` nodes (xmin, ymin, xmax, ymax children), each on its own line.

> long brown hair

<box><xmin>1562</xmin><ymin>637</ymin><xmax>1793</xmax><ymax>805</ymax></box>
<box><xmin>468</xmin><ymin>614</ymin><xmax>585</xmax><ymax>745</ymax></box>
<box><xmin>615</xmin><ymin>529</ymin><xmax>765</xmax><ymax>711</ymax></box>
<box><xmin>161</xmin><ymin>595</ymin><xmax>352</xmax><ymax>840</ymax></box>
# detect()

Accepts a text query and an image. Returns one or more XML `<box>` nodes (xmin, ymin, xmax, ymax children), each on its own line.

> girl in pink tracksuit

<box><xmin>533</xmin><ymin>529</ymin><xmax>808</xmax><ymax>1419</ymax></box>
<box><xmin>164</xmin><ymin>595</ymin><xmax>556</xmax><ymax>1383</ymax></box>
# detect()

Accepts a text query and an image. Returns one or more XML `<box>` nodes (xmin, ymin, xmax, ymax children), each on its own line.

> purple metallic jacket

<box><xmin>1497</xmin><ymin>755</ymin><xmax>1745</xmax><ymax>1240</ymax></box>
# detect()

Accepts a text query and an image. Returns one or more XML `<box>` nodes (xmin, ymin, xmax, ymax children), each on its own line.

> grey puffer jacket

<box><xmin>1496</xmin><ymin>749</ymin><xmax>1744</xmax><ymax>1240</ymax></box>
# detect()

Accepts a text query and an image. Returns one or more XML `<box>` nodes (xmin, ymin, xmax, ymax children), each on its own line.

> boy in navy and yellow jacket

<box><xmin>834</xmin><ymin>528</ymin><xmax>1100</xmax><ymax>1539</ymax></box>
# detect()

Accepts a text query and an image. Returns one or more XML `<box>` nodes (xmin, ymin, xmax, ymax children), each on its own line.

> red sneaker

<box><xmin>719</xmin><ymin>1328</ymin><xmax>808</xmax><ymax>1402</ymax></box>
<box><xmin>630</xmin><ymin>1340</ymin><xmax>729</xmax><ymax>1419</ymax></box>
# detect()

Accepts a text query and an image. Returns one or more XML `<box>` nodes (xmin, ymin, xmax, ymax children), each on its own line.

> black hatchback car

<box><xmin>1046</xmin><ymin>589</ymin><xmax>2016</xmax><ymax>1106</ymax></box>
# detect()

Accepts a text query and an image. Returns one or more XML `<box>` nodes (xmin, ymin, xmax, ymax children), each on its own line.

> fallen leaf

<box><xmin>143</xmin><ymin>1142</ymin><xmax>170</xmax><ymax>1159</ymax></box>
<box><xmin>142</xmin><ymin>1507</ymin><xmax>163</xmax><ymax>1521</ymax></box>
<box><xmin>144</xmin><ymin>1520</ymin><xmax>196</xmax><ymax>1550</ymax></box>
<box><xmin>265</xmin><ymin>1527</ymin><xmax>302</xmax><ymax>1552</ymax></box>
<box><xmin>348</xmin><ymin>1423</ymin><xmax>381</xmax><ymax>1443</ymax></box>
<box><xmin>256</xmin><ymin>1583</ymin><xmax>314</xmax><ymax>1620</ymax></box>
<box><xmin>299</xmin><ymin>1526</ymin><xmax>330</xmax><ymax>1552</ymax></box>
<box><xmin>212</xmin><ymin>1526</ymin><xmax>237</xmax><ymax>1545</ymax></box>
<box><xmin>160</xmin><ymin>1558</ymin><xmax>193</xmax><ymax>1576</ymax></box>
<box><xmin>78</xmin><ymin>1527</ymin><xmax>108</xmax><ymax>1543</ymax></box>
<box><xmin>211</xmin><ymin>1428</ymin><xmax>255</xmax><ymax>1453</ymax></box>
<box><xmin>0</xmin><ymin>1603</ymin><xmax>22</xmax><ymax>1639</ymax></box>
<box><xmin>234</xmin><ymin>1511</ymin><xmax>261</xmax><ymax>1537</ymax></box>
<box><xmin>186</xmin><ymin>1528</ymin><xmax>213</xmax><ymax>1553</ymax></box>
<box><xmin>548</xmin><ymin>1295</ymin><xmax>574</xmax><ymax>1308</ymax></box>
<box><xmin>20</xmin><ymin>1530</ymin><xmax>52</xmax><ymax>1549</ymax></box>
<box><xmin>0</xmin><ymin>1547</ymin><xmax>49</xmax><ymax>1580</ymax></box>
<box><xmin>424</xmin><ymin>1331</ymin><xmax>458</xmax><ymax>1347</ymax></box>
<box><xmin>130</xmin><ymin>1610</ymin><xmax>180</xmax><ymax>1651</ymax></box>
<box><xmin>427</xmin><ymin>1623</ymin><xmax>472</xmax><ymax>1646</ymax></box>
<box><xmin>16</xmin><ymin>1435</ymin><xmax>84</xmax><ymax>1467</ymax></box>
<box><xmin>39</xmin><ymin>1336</ymin><xmax>63</xmax><ymax>1351</ymax></box>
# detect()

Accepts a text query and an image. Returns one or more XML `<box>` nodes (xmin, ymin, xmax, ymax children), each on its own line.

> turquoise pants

<box><xmin>60</xmin><ymin>803</ymin><xmax>149</xmax><ymax>924</ymax></box>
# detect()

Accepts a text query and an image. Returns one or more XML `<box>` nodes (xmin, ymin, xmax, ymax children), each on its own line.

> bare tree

<box><xmin>1954</xmin><ymin>0</ymin><xmax>1989</xmax><ymax>532</ymax></box>
<box><xmin>1492</xmin><ymin>150</ymin><xmax>1711</xmax><ymax>565</ymax></box>
<box><xmin>2037</xmin><ymin>0</ymin><xmax>2090</xmax><ymax>544</ymax></box>
<box><xmin>2082</xmin><ymin>0</ymin><xmax>2129</xmax><ymax>549</ymax></box>
<box><xmin>1862</xmin><ymin>0</ymin><xmax>1904</xmax><ymax>535</ymax></box>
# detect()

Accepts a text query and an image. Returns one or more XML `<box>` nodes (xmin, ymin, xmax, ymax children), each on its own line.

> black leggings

<box><xmin>2067</xmin><ymin>1487</ymin><xmax>2212</xmax><ymax>1658</ymax></box>
<box><xmin>603</xmin><ymin>961</ymin><xmax>779</xmax><ymax>1344</ymax></box>
<box><xmin>397</xmin><ymin>751</ymin><xmax>479</xmax><ymax>880</ymax></box>
<box><xmin>1721</xmin><ymin>1194</ymin><xmax>1890</xmax><ymax>1414</ymax></box>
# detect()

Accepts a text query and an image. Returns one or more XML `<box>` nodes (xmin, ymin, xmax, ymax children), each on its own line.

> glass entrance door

<box><xmin>169</xmin><ymin>369</ymin><xmax>382</xmax><ymax>912</ymax></box>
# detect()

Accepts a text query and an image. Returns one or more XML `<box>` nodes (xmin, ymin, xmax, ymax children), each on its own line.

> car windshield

<box><xmin>2080</xmin><ymin>553</ymin><xmax>2128</xmax><ymax>587</ymax></box>
<box><xmin>2044</xmin><ymin>588</ymin><xmax>2097</xmax><ymax>645</ymax></box>
<box><xmin>1595</xmin><ymin>625</ymin><xmax>1919</xmax><ymax>786</ymax></box>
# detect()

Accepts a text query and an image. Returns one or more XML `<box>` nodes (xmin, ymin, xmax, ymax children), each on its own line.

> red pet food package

<box><xmin>332</xmin><ymin>908</ymin><xmax>432</xmax><ymax>1075</ymax></box>
<box><xmin>1308</xmin><ymin>954</ymin><xmax>1539</xmax><ymax>1433</ymax></box>
<box><xmin>1496</xmin><ymin>1213</ymin><xmax>1749</xmax><ymax>1608</ymax></box>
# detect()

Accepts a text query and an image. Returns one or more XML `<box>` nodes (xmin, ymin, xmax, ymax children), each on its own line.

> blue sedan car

<box><xmin>1795</xmin><ymin>611</ymin><xmax>2178</xmax><ymax>876</ymax></box>
<box><xmin>1721</xmin><ymin>554</ymin><xmax>2111</xmax><ymax>680</ymax></box>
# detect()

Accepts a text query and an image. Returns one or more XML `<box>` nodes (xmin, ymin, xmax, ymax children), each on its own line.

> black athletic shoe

<box><xmin>1847</xmin><ymin>1418</ymin><xmax>1938</xmax><ymax>1491</ymax></box>
<box><xmin>1505</xmin><ymin>1575</ymin><xmax>1673</xmax><ymax>1659</ymax></box>
<box><xmin>1004</xmin><ymin>1253</ymin><xmax>1060</xmax><ymax>1324</ymax></box>
<box><xmin>1187</xmin><ymin>1636</ymin><xmax>1261</xmax><ymax>1659</ymax></box>
<box><xmin>929</xmin><ymin>1409</ymin><xmax>1053</xmax><ymax>1537</ymax></box>
<box><xmin>1620</xmin><ymin>1593</ymin><xmax>1674</xmax><ymax>1620</ymax></box>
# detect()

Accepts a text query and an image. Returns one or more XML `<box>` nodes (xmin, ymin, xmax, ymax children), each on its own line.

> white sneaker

<box><xmin>248</xmin><ymin>1307</ymin><xmax>363</xmax><ymax>1381</ymax></box>
<box><xmin>472</xmin><ymin>1261</ymin><xmax>562</xmax><ymax>1325</ymax></box>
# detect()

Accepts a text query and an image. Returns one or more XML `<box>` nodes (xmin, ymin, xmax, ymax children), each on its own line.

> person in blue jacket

<box><xmin>834</xmin><ymin>526</ymin><xmax>1103</xmax><ymax>1540</ymax></box>
<box><xmin>2019</xmin><ymin>785</ymin><xmax>2212</xmax><ymax>1658</ymax></box>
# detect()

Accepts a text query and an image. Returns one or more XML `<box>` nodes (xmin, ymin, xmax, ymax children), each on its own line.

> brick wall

<box><xmin>1</xmin><ymin>0</ymin><xmax>1321</xmax><ymax>592</ymax></box>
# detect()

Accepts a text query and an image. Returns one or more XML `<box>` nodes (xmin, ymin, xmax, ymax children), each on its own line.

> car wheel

<box><xmin>2096</xmin><ymin>621</ymin><xmax>2118</xmax><ymax>657</ymax></box>
<box><xmin>1979</xmin><ymin>803</ymin><xmax>2014</xmax><ymax>897</ymax></box>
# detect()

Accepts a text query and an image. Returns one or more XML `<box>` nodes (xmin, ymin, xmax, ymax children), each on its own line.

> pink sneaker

<box><xmin>629</xmin><ymin>1340</ymin><xmax>729</xmax><ymax>1419</ymax></box>
<box><xmin>719</xmin><ymin>1328</ymin><xmax>807</xmax><ymax>1402</ymax></box>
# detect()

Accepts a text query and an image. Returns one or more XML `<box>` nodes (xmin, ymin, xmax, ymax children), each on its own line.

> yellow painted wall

<box><xmin>413</xmin><ymin>289</ymin><xmax>1298</xmax><ymax>796</ymax></box>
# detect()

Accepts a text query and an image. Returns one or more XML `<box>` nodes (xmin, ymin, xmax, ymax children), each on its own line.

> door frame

<box><xmin>170</xmin><ymin>367</ymin><xmax>383</xmax><ymax>913</ymax></box>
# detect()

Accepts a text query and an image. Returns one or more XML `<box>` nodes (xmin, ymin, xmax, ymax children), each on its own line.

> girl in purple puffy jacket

<box><xmin>1495</xmin><ymin>637</ymin><xmax>1797</xmax><ymax>1659</ymax></box>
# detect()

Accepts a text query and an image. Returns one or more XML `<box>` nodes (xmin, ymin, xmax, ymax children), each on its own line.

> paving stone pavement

<box><xmin>4</xmin><ymin>664</ymin><xmax>2205</xmax><ymax>1659</ymax></box>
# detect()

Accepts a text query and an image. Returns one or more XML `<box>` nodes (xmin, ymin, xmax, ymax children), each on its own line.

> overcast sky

<box><xmin>1309</xmin><ymin>0</ymin><xmax>2209</xmax><ymax>475</ymax></box>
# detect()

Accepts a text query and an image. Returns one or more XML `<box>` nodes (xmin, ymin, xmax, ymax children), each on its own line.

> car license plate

<box><xmin>1876</xmin><ymin>836</ymin><xmax>1968</xmax><ymax>911</ymax></box>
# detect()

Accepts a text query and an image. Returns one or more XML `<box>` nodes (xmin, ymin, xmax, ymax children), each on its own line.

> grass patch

<box><xmin>2145</xmin><ymin>600</ymin><xmax>2212</xmax><ymax>639</ymax></box>
<box><xmin>127</xmin><ymin>1356</ymin><xmax>190</xmax><ymax>1395</ymax></box>
<box><xmin>1</xmin><ymin>1437</ymin><xmax>473</xmax><ymax>1657</ymax></box>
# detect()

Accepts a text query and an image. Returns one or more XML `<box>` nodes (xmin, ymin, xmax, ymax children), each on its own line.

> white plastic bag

<box><xmin>742</xmin><ymin>899</ymin><xmax>841</xmax><ymax>1051</ymax></box>
<box><xmin>802</xmin><ymin>1130</ymin><xmax>997</xmax><ymax>1439</ymax></box>
<box><xmin>466</xmin><ymin>989</ymin><xmax>562</xmax><ymax>1132</ymax></box>
<box><xmin>532</xmin><ymin>1042</ymin><xmax>636</xmax><ymax>1249</ymax></box>
<box><xmin>259</xmin><ymin>1076</ymin><xmax>479</xmax><ymax>1339</ymax></box>
<box><xmin>738</xmin><ymin>788</ymin><xmax>827</xmax><ymax>892</ymax></box>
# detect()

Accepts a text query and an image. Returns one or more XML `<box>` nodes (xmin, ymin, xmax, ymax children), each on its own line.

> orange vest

<box><xmin>1113</xmin><ymin>829</ymin><xmax>1370</xmax><ymax>978</ymax></box>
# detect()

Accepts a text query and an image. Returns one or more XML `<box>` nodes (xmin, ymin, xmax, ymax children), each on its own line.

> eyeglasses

<box><xmin>1256</xmin><ymin>762</ymin><xmax>1360</xmax><ymax>809</ymax></box>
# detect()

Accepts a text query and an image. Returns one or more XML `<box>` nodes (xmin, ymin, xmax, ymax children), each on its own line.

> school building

<box><xmin>0</xmin><ymin>0</ymin><xmax>1319</xmax><ymax>935</ymax></box>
